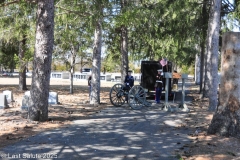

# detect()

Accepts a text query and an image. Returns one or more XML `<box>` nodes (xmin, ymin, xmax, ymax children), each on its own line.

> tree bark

<box><xmin>90</xmin><ymin>19</ymin><xmax>102</xmax><ymax>104</ymax></box>
<box><xmin>208</xmin><ymin>32</ymin><xmax>240</xmax><ymax>138</ymax></box>
<box><xmin>120</xmin><ymin>0</ymin><xmax>129</xmax><ymax>83</ymax></box>
<box><xmin>28</xmin><ymin>0</ymin><xmax>54</xmax><ymax>121</ymax></box>
<box><xmin>204</xmin><ymin>0</ymin><xmax>221</xmax><ymax>111</ymax></box>
<box><xmin>199</xmin><ymin>0</ymin><xmax>209</xmax><ymax>94</ymax></box>
<box><xmin>69</xmin><ymin>45</ymin><xmax>77</xmax><ymax>94</ymax></box>
<box><xmin>120</xmin><ymin>25</ymin><xmax>128</xmax><ymax>83</ymax></box>
<box><xmin>195</xmin><ymin>54</ymin><xmax>200</xmax><ymax>85</ymax></box>
<box><xmin>18</xmin><ymin>35</ymin><xmax>27</xmax><ymax>91</ymax></box>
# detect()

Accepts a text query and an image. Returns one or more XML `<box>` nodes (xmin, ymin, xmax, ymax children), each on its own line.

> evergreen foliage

<box><xmin>0</xmin><ymin>0</ymin><xmax>239</xmax><ymax>72</ymax></box>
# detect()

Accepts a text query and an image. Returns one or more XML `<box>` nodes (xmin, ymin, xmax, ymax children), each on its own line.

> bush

<box><xmin>180</xmin><ymin>64</ymin><xmax>194</xmax><ymax>75</ymax></box>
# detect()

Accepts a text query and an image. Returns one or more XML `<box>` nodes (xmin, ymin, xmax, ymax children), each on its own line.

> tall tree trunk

<box><xmin>195</xmin><ymin>53</ymin><xmax>200</xmax><ymax>85</ymax></box>
<box><xmin>70</xmin><ymin>71</ymin><xmax>73</xmax><ymax>94</ymax></box>
<box><xmin>18</xmin><ymin>35</ymin><xmax>27</xmax><ymax>91</ymax></box>
<box><xmin>120</xmin><ymin>0</ymin><xmax>129</xmax><ymax>83</ymax></box>
<box><xmin>28</xmin><ymin>0</ymin><xmax>54</xmax><ymax>121</ymax></box>
<box><xmin>69</xmin><ymin>45</ymin><xmax>77</xmax><ymax>94</ymax></box>
<box><xmin>90</xmin><ymin>19</ymin><xmax>102</xmax><ymax>105</ymax></box>
<box><xmin>204</xmin><ymin>0</ymin><xmax>221</xmax><ymax>111</ymax></box>
<box><xmin>208</xmin><ymin>32</ymin><xmax>240</xmax><ymax>138</ymax></box>
<box><xmin>120</xmin><ymin>25</ymin><xmax>128</xmax><ymax>83</ymax></box>
<box><xmin>199</xmin><ymin>0</ymin><xmax>209</xmax><ymax>94</ymax></box>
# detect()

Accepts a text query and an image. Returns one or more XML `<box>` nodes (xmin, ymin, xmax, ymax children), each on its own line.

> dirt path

<box><xmin>0</xmin><ymin>77</ymin><xmax>115</xmax><ymax>149</ymax></box>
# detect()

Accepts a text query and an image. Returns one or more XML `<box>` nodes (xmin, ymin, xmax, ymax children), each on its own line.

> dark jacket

<box><xmin>124</xmin><ymin>75</ymin><xmax>134</xmax><ymax>88</ymax></box>
<box><xmin>154</xmin><ymin>73</ymin><xmax>163</xmax><ymax>88</ymax></box>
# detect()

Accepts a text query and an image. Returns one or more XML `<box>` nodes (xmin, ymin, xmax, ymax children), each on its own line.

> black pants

<box><xmin>123</xmin><ymin>86</ymin><xmax>131</xmax><ymax>102</ymax></box>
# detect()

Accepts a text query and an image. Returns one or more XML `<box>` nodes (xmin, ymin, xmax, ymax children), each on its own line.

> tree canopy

<box><xmin>0</xmin><ymin>0</ymin><xmax>239</xmax><ymax>72</ymax></box>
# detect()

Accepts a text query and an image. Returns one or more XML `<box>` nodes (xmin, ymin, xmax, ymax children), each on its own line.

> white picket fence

<box><xmin>50</xmin><ymin>72</ymin><xmax>141</xmax><ymax>82</ymax></box>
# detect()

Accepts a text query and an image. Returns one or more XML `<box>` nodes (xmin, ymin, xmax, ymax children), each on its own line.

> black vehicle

<box><xmin>140</xmin><ymin>60</ymin><xmax>174</xmax><ymax>99</ymax></box>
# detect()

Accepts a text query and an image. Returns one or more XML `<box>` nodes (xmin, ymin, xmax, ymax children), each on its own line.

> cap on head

<box><xmin>128</xmin><ymin>70</ymin><xmax>132</xmax><ymax>73</ymax></box>
<box><xmin>157</xmin><ymin>69</ymin><xmax>162</xmax><ymax>72</ymax></box>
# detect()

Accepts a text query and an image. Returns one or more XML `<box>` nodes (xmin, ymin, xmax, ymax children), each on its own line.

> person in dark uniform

<box><xmin>155</xmin><ymin>69</ymin><xmax>163</xmax><ymax>104</ymax></box>
<box><xmin>124</xmin><ymin>70</ymin><xmax>134</xmax><ymax>102</ymax></box>
<box><xmin>124</xmin><ymin>70</ymin><xmax>134</xmax><ymax>90</ymax></box>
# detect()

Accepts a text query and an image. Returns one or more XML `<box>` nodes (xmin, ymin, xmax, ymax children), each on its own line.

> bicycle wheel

<box><xmin>128</xmin><ymin>85</ymin><xmax>146</xmax><ymax>110</ymax></box>
<box><xmin>109</xmin><ymin>83</ymin><xmax>125</xmax><ymax>107</ymax></box>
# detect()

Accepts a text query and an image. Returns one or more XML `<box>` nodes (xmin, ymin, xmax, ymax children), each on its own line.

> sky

<box><xmin>226</xmin><ymin>0</ymin><xmax>240</xmax><ymax>31</ymax></box>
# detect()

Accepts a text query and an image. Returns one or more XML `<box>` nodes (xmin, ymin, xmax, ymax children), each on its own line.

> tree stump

<box><xmin>208</xmin><ymin>32</ymin><xmax>240</xmax><ymax>138</ymax></box>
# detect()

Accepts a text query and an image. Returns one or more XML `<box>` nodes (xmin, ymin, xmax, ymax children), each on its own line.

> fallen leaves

<box><xmin>0</xmin><ymin>83</ymin><xmax>111</xmax><ymax>149</ymax></box>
